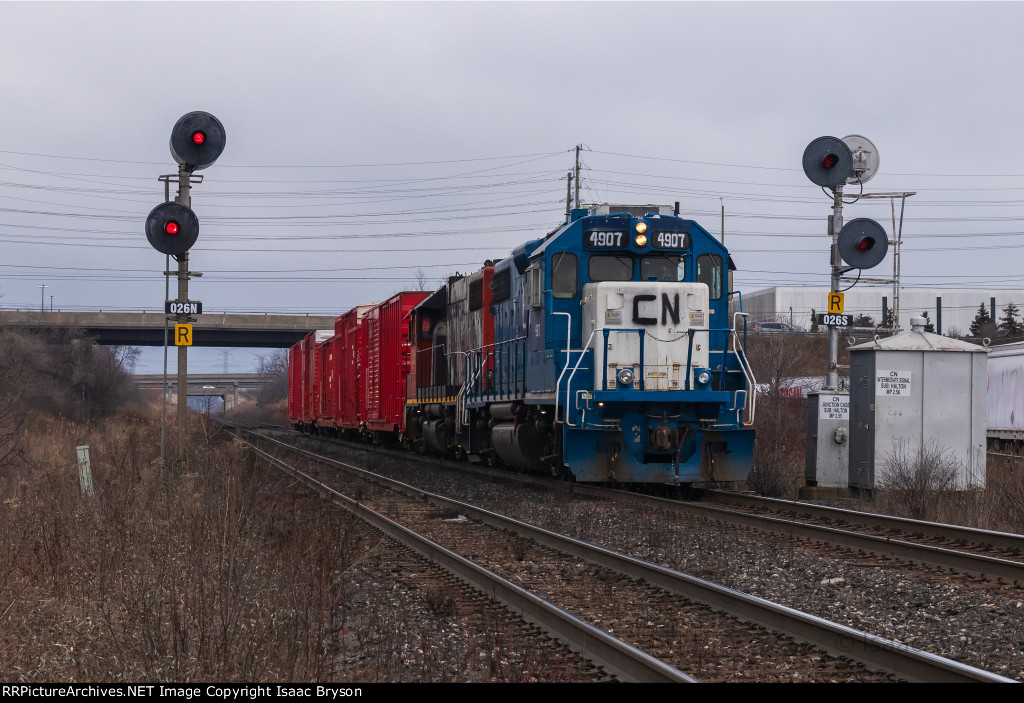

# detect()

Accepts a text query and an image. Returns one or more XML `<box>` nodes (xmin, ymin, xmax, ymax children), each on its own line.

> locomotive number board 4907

<box><xmin>650</xmin><ymin>231</ymin><xmax>691</xmax><ymax>250</ymax></box>
<box><xmin>818</xmin><ymin>313</ymin><xmax>852</xmax><ymax>327</ymax></box>
<box><xmin>584</xmin><ymin>230</ymin><xmax>627</xmax><ymax>249</ymax></box>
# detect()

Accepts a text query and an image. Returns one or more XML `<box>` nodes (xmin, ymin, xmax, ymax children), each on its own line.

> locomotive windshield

<box><xmin>640</xmin><ymin>254</ymin><xmax>685</xmax><ymax>282</ymax></box>
<box><xmin>696</xmin><ymin>253</ymin><xmax>723</xmax><ymax>299</ymax></box>
<box><xmin>588</xmin><ymin>254</ymin><xmax>633</xmax><ymax>281</ymax></box>
<box><xmin>551</xmin><ymin>251</ymin><xmax>578</xmax><ymax>299</ymax></box>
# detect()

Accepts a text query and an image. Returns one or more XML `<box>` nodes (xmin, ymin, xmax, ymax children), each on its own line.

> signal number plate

<box><xmin>166</xmin><ymin>301</ymin><xmax>203</xmax><ymax>315</ymax></box>
<box><xmin>818</xmin><ymin>313</ymin><xmax>852</xmax><ymax>327</ymax></box>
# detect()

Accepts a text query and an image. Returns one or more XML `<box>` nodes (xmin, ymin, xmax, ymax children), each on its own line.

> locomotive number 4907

<box><xmin>652</xmin><ymin>231</ymin><xmax>689</xmax><ymax>249</ymax></box>
<box><xmin>585</xmin><ymin>231</ymin><xmax>625</xmax><ymax>248</ymax></box>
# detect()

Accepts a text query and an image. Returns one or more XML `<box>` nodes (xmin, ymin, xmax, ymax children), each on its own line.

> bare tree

<box><xmin>256</xmin><ymin>350</ymin><xmax>288</xmax><ymax>407</ymax></box>
<box><xmin>876</xmin><ymin>438</ymin><xmax>962</xmax><ymax>520</ymax></box>
<box><xmin>746</xmin><ymin>332</ymin><xmax>819</xmax><ymax>497</ymax></box>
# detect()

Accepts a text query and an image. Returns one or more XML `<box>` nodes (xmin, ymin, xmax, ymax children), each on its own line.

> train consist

<box><xmin>288</xmin><ymin>204</ymin><xmax>757</xmax><ymax>485</ymax></box>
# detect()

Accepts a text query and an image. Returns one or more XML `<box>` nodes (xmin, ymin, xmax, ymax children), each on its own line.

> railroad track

<box><xmin>696</xmin><ymin>489</ymin><xmax>1024</xmax><ymax>582</ymax></box>
<box><xmin>223</xmin><ymin>423</ymin><xmax>1014</xmax><ymax>683</ymax></box>
<box><xmin>263</xmin><ymin>425</ymin><xmax>1024</xmax><ymax>584</ymax></box>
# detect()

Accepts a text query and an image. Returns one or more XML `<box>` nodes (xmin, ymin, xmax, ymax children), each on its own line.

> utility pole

<box><xmin>720</xmin><ymin>198</ymin><xmax>725</xmax><ymax>245</ymax></box>
<box><xmin>574</xmin><ymin>144</ymin><xmax>581</xmax><ymax>210</ymax></box>
<box><xmin>565</xmin><ymin>171</ymin><xmax>573</xmax><ymax>221</ymax></box>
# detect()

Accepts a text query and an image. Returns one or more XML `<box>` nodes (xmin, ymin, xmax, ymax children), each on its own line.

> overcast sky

<box><xmin>2</xmin><ymin>1</ymin><xmax>1023</xmax><ymax>373</ymax></box>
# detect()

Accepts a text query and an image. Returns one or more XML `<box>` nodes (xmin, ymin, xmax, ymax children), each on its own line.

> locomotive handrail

<box><xmin>449</xmin><ymin>349</ymin><xmax>473</xmax><ymax>433</ymax></box>
<box><xmin>731</xmin><ymin>311</ymin><xmax>756</xmax><ymax>425</ymax></box>
<box><xmin>560</xmin><ymin>326</ymin><xmax>599</xmax><ymax>427</ymax></box>
<box><xmin>574</xmin><ymin>389</ymin><xmax>619</xmax><ymax>430</ymax></box>
<box><xmin>463</xmin><ymin>335</ymin><xmax>527</xmax><ymax>400</ymax></box>
<box><xmin>553</xmin><ymin>312</ymin><xmax>574</xmax><ymax>424</ymax></box>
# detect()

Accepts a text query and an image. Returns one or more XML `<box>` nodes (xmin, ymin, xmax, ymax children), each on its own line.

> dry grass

<box><xmin>871</xmin><ymin>447</ymin><xmax>1024</xmax><ymax>534</ymax></box>
<box><xmin>0</xmin><ymin>410</ymin><xmax>366</xmax><ymax>682</ymax></box>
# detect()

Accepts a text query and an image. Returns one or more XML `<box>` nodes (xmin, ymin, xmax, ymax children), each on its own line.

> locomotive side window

<box><xmin>696</xmin><ymin>253</ymin><xmax>723</xmax><ymax>300</ymax></box>
<box><xmin>551</xmin><ymin>252</ymin><xmax>577</xmax><ymax>299</ymax></box>
<box><xmin>589</xmin><ymin>254</ymin><xmax>633</xmax><ymax>282</ymax></box>
<box><xmin>640</xmin><ymin>255</ymin><xmax>685</xmax><ymax>282</ymax></box>
<box><xmin>525</xmin><ymin>264</ymin><xmax>543</xmax><ymax>308</ymax></box>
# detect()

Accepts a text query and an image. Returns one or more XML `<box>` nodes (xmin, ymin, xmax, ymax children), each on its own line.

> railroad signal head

<box><xmin>837</xmin><ymin>218</ymin><xmax>889</xmax><ymax>269</ymax></box>
<box><xmin>146</xmin><ymin>201</ymin><xmax>199</xmax><ymax>255</ymax></box>
<box><xmin>802</xmin><ymin>136</ymin><xmax>853</xmax><ymax>188</ymax></box>
<box><xmin>169</xmin><ymin>111</ymin><xmax>226</xmax><ymax>171</ymax></box>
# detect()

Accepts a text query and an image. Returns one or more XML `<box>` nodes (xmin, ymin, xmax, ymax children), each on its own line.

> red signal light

<box><xmin>192</xmin><ymin>131</ymin><xmax>205</xmax><ymax>145</ymax></box>
<box><xmin>165</xmin><ymin>221</ymin><xmax>179</xmax><ymax>235</ymax></box>
<box><xmin>858</xmin><ymin>236</ymin><xmax>875</xmax><ymax>251</ymax></box>
<box><xmin>821</xmin><ymin>154</ymin><xmax>838</xmax><ymax>169</ymax></box>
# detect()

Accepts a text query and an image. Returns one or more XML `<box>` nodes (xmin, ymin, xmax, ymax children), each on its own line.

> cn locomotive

<box><xmin>289</xmin><ymin>204</ymin><xmax>756</xmax><ymax>485</ymax></box>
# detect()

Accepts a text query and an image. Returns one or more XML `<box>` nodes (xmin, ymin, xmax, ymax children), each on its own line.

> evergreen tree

<box><xmin>853</xmin><ymin>314</ymin><xmax>874</xmax><ymax>327</ymax></box>
<box><xmin>880</xmin><ymin>309</ymin><xmax>896</xmax><ymax>331</ymax></box>
<box><xmin>920</xmin><ymin>311</ymin><xmax>935</xmax><ymax>333</ymax></box>
<box><xmin>970</xmin><ymin>303</ymin><xmax>993</xmax><ymax>336</ymax></box>
<box><xmin>999</xmin><ymin>301</ymin><xmax>1022</xmax><ymax>338</ymax></box>
<box><xmin>810</xmin><ymin>308</ymin><xmax>819</xmax><ymax>333</ymax></box>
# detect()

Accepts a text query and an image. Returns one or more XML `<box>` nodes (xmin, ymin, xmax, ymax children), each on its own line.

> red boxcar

<box><xmin>330</xmin><ymin>304</ymin><xmax>375</xmax><ymax>434</ymax></box>
<box><xmin>287</xmin><ymin>341</ymin><xmax>304</xmax><ymax>428</ymax></box>
<box><xmin>364</xmin><ymin>291</ymin><xmax>429</xmax><ymax>437</ymax></box>
<box><xmin>287</xmin><ymin>329</ymin><xmax>334</xmax><ymax>430</ymax></box>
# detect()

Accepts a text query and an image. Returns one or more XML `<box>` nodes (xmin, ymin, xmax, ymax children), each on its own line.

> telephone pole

<box><xmin>574</xmin><ymin>144</ymin><xmax>581</xmax><ymax>209</ymax></box>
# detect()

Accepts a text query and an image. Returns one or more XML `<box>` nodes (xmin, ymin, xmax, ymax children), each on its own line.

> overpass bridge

<box><xmin>0</xmin><ymin>310</ymin><xmax>336</xmax><ymax>347</ymax></box>
<box><xmin>133</xmin><ymin>372</ymin><xmax>266</xmax><ymax>411</ymax></box>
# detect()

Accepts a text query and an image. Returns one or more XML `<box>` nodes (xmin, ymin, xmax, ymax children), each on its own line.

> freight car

<box><xmin>289</xmin><ymin>204</ymin><xmax>757</xmax><ymax>485</ymax></box>
<box><xmin>987</xmin><ymin>341</ymin><xmax>1024</xmax><ymax>442</ymax></box>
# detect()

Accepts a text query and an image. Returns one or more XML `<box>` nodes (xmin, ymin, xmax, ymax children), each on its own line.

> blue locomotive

<box><xmin>404</xmin><ymin>204</ymin><xmax>756</xmax><ymax>485</ymax></box>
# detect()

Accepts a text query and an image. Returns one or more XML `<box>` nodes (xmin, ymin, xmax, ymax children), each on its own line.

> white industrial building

<box><xmin>733</xmin><ymin>286</ymin><xmax>1024</xmax><ymax>336</ymax></box>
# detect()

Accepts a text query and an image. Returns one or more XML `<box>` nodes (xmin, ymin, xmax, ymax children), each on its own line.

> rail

<box><xmin>230</xmin><ymin>428</ymin><xmax>696</xmax><ymax>683</ymax></box>
<box><xmin>232</xmin><ymin>427</ymin><xmax>1015</xmax><ymax>684</ymax></box>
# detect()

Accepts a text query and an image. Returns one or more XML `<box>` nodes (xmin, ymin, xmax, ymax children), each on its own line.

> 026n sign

<box><xmin>166</xmin><ymin>301</ymin><xmax>202</xmax><ymax>315</ymax></box>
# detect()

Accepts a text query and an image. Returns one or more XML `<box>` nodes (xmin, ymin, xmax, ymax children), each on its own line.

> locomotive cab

<box><xmin>476</xmin><ymin>205</ymin><xmax>755</xmax><ymax>484</ymax></box>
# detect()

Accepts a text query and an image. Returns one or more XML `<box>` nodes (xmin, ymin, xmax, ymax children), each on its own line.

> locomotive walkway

<box><xmin>0</xmin><ymin>310</ymin><xmax>336</xmax><ymax>347</ymax></box>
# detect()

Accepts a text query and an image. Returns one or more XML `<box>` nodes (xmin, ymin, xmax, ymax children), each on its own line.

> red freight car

<box><xmin>364</xmin><ymin>291</ymin><xmax>429</xmax><ymax>441</ymax></box>
<box><xmin>318</xmin><ymin>333</ymin><xmax>341</xmax><ymax>431</ymax></box>
<box><xmin>287</xmin><ymin>341</ymin><xmax>304</xmax><ymax>429</ymax></box>
<box><xmin>287</xmin><ymin>329</ymin><xmax>334</xmax><ymax>431</ymax></box>
<box><xmin>324</xmin><ymin>304</ymin><xmax>375</xmax><ymax>437</ymax></box>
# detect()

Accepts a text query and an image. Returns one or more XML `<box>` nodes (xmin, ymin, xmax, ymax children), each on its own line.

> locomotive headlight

<box><xmin>634</xmin><ymin>233</ymin><xmax>648</xmax><ymax>246</ymax></box>
<box><xmin>617</xmin><ymin>367</ymin><xmax>635</xmax><ymax>386</ymax></box>
<box><xmin>696</xmin><ymin>370</ymin><xmax>711</xmax><ymax>385</ymax></box>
